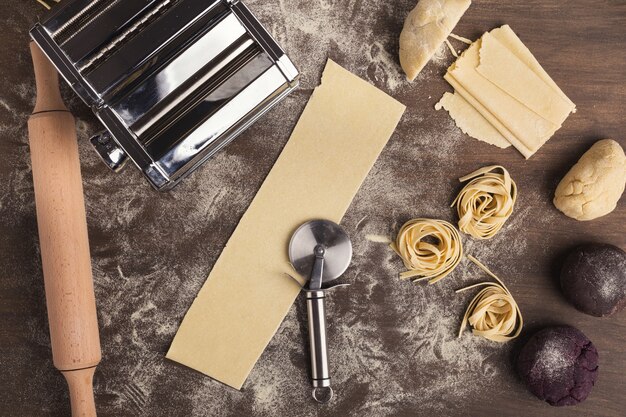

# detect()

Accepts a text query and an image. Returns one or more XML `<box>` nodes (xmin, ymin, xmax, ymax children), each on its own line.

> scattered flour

<box><xmin>585</xmin><ymin>255</ymin><xmax>624</xmax><ymax>301</ymax></box>
<box><xmin>531</xmin><ymin>338</ymin><xmax>571</xmax><ymax>380</ymax></box>
<box><xmin>598</xmin><ymin>273</ymin><xmax>620</xmax><ymax>300</ymax></box>
<box><xmin>3</xmin><ymin>1</ymin><xmax>583</xmax><ymax>416</ymax></box>
<box><xmin>248</xmin><ymin>0</ymin><xmax>455</xmax><ymax>92</ymax></box>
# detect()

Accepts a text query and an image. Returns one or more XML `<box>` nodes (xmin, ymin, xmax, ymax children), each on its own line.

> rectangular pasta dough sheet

<box><xmin>476</xmin><ymin>32</ymin><xmax>573</xmax><ymax>127</ymax></box>
<box><xmin>490</xmin><ymin>25</ymin><xmax>575</xmax><ymax>107</ymax></box>
<box><xmin>440</xmin><ymin>25</ymin><xmax>575</xmax><ymax>158</ymax></box>
<box><xmin>166</xmin><ymin>59</ymin><xmax>405</xmax><ymax>389</ymax></box>
<box><xmin>435</xmin><ymin>91</ymin><xmax>510</xmax><ymax>149</ymax></box>
<box><xmin>447</xmin><ymin>38</ymin><xmax>558</xmax><ymax>156</ymax></box>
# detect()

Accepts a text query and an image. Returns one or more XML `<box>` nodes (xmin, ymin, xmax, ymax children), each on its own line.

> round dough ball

<box><xmin>554</xmin><ymin>139</ymin><xmax>626</xmax><ymax>221</ymax></box>
<box><xmin>516</xmin><ymin>326</ymin><xmax>598</xmax><ymax>406</ymax></box>
<box><xmin>560</xmin><ymin>244</ymin><xmax>626</xmax><ymax>317</ymax></box>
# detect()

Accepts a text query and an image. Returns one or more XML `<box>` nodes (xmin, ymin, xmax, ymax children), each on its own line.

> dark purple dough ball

<box><xmin>516</xmin><ymin>326</ymin><xmax>598</xmax><ymax>406</ymax></box>
<box><xmin>560</xmin><ymin>244</ymin><xmax>626</xmax><ymax>317</ymax></box>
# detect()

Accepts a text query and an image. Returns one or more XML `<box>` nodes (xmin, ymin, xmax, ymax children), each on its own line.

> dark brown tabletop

<box><xmin>1</xmin><ymin>0</ymin><xmax>625</xmax><ymax>416</ymax></box>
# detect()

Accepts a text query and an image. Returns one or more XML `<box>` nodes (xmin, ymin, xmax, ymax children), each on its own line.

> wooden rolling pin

<box><xmin>27</xmin><ymin>43</ymin><xmax>101</xmax><ymax>417</ymax></box>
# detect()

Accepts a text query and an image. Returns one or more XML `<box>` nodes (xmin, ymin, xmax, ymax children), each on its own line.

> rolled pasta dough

<box><xmin>435</xmin><ymin>91</ymin><xmax>510</xmax><ymax>149</ymax></box>
<box><xmin>447</xmin><ymin>38</ymin><xmax>558</xmax><ymax>156</ymax></box>
<box><xmin>437</xmin><ymin>25</ymin><xmax>576</xmax><ymax>158</ymax></box>
<box><xmin>166</xmin><ymin>60</ymin><xmax>406</xmax><ymax>389</ymax></box>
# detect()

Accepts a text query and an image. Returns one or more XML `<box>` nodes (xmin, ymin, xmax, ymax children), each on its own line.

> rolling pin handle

<box><xmin>63</xmin><ymin>368</ymin><xmax>97</xmax><ymax>417</ymax></box>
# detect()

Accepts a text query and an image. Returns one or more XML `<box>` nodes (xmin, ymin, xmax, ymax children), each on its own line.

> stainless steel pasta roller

<box><xmin>288</xmin><ymin>220</ymin><xmax>352</xmax><ymax>403</ymax></box>
<box><xmin>30</xmin><ymin>0</ymin><xmax>299</xmax><ymax>190</ymax></box>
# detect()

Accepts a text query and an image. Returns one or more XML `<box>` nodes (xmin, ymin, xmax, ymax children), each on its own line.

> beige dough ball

<box><xmin>399</xmin><ymin>0</ymin><xmax>471</xmax><ymax>81</ymax></box>
<box><xmin>554</xmin><ymin>139</ymin><xmax>626</xmax><ymax>221</ymax></box>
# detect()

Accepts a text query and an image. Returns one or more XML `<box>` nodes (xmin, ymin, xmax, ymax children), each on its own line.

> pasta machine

<box><xmin>30</xmin><ymin>0</ymin><xmax>299</xmax><ymax>190</ymax></box>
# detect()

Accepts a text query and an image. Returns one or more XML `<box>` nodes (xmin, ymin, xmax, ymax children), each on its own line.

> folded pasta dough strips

<box><xmin>438</xmin><ymin>25</ymin><xmax>576</xmax><ymax>158</ymax></box>
<box><xmin>167</xmin><ymin>60</ymin><xmax>405</xmax><ymax>389</ymax></box>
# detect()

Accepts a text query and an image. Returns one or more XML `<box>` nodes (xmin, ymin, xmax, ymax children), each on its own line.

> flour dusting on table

<box><xmin>6</xmin><ymin>1</ymin><xmax>621</xmax><ymax>416</ymax></box>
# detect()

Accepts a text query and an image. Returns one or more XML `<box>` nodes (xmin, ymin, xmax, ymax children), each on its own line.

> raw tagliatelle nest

<box><xmin>391</xmin><ymin>218</ymin><xmax>463</xmax><ymax>284</ymax></box>
<box><xmin>452</xmin><ymin>165</ymin><xmax>517</xmax><ymax>240</ymax></box>
<box><xmin>456</xmin><ymin>255</ymin><xmax>523</xmax><ymax>342</ymax></box>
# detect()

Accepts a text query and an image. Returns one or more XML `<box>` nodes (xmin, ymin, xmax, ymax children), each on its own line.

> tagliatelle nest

<box><xmin>456</xmin><ymin>255</ymin><xmax>523</xmax><ymax>342</ymax></box>
<box><xmin>391</xmin><ymin>218</ymin><xmax>463</xmax><ymax>284</ymax></box>
<box><xmin>452</xmin><ymin>165</ymin><xmax>517</xmax><ymax>240</ymax></box>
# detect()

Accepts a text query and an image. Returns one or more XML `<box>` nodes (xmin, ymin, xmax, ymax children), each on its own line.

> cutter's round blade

<box><xmin>288</xmin><ymin>220</ymin><xmax>352</xmax><ymax>283</ymax></box>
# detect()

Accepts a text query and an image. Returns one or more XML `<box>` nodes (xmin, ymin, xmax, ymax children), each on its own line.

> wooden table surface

<box><xmin>1</xmin><ymin>0</ymin><xmax>624</xmax><ymax>416</ymax></box>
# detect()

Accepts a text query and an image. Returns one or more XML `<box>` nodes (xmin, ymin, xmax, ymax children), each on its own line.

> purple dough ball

<box><xmin>560</xmin><ymin>244</ymin><xmax>626</xmax><ymax>317</ymax></box>
<box><xmin>516</xmin><ymin>326</ymin><xmax>598</xmax><ymax>406</ymax></box>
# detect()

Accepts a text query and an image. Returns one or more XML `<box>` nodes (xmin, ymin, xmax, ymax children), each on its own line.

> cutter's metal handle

<box><xmin>306</xmin><ymin>290</ymin><xmax>333</xmax><ymax>404</ymax></box>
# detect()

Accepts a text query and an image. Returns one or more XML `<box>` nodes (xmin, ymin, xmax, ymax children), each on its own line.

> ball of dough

<box><xmin>399</xmin><ymin>0</ymin><xmax>471</xmax><ymax>81</ymax></box>
<box><xmin>560</xmin><ymin>244</ymin><xmax>626</xmax><ymax>317</ymax></box>
<box><xmin>516</xmin><ymin>326</ymin><xmax>598</xmax><ymax>407</ymax></box>
<box><xmin>554</xmin><ymin>139</ymin><xmax>626</xmax><ymax>221</ymax></box>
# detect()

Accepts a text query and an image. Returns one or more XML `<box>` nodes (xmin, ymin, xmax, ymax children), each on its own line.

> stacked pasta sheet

<box><xmin>437</xmin><ymin>25</ymin><xmax>576</xmax><ymax>158</ymax></box>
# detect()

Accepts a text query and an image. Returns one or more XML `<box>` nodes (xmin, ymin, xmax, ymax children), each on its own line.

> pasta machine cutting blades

<box><xmin>30</xmin><ymin>0</ymin><xmax>299</xmax><ymax>190</ymax></box>
<box><xmin>289</xmin><ymin>220</ymin><xmax>352</xmax><ymax>403</ymax></box>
